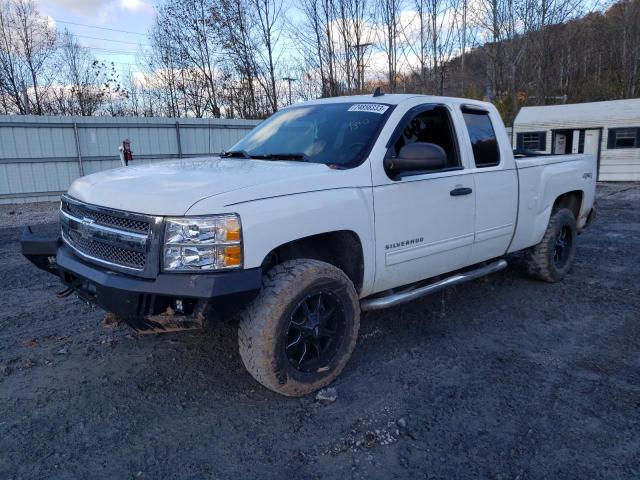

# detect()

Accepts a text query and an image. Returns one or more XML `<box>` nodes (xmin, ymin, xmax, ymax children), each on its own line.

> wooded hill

<box><xmin>406</xmin><ymin>0</ymin><xmax>640</xmax><ymax>123</ymax></box>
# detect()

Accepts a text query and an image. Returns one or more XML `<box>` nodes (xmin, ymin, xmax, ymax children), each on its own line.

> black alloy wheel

<box><xmin>553</xmin><ymin>225</ymin><xmax>573</xmax><ymax>268</ymax></box>
<box><xmin>285</xmin><ymin>290</ymin><xmax>346</xmax><ymax>373</ymax></box>
<box><xmin>524</xmin><ymin>207</ymin><xmax>577</xmax><ymax>283</ymax></box>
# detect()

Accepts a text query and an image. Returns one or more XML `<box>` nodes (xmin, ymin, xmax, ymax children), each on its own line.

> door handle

<box><xmin>450</xmin><ymin>187</ymin><xmax>473</xmax><ymax>196</ymax></box>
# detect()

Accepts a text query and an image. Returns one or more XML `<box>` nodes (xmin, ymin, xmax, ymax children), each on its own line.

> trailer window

<box><xmin>462</xmin><ymin>110</ymin><xmax>500</xmax><ymax>167</ymax></box>
<box><xmin>608</xmin><ymin>128</ymin><xmax>639</xmax><ymax>149</ymax></box>
<box><xmin>517</xmin><ymin>131</ymin><xmax>546</xmax><ymax>151</ymax></box>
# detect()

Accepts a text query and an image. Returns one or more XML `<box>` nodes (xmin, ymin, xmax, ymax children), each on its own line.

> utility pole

<box><xmin>282</xmin><ymin>77</ymin><xmax>297</xmax><ymax>105</ymax></box>
<box><xmin>21</xmin><ymin>81</ymin><xmax>30</xmax><ymax>115</ymax></box>
<box><xmin>350</xmin><ymin>43</ymin><xmax>372</xmax><ymax>93</ymax></box>
<box><xmin>461</xmin><ymin>0</ymin><xmax>467</xmax><ymax>95</ymax></box>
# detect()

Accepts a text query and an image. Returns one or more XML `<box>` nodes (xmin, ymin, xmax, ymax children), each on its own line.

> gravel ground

<box><xmin>0</xmin><ymin>202</ymin><xmax>59</xmax><ymax>229</ymax></box>
<box><xmin>1</xmin><ymin>183</ymin><xmax>639</xmax><ymax>480</ymax></box>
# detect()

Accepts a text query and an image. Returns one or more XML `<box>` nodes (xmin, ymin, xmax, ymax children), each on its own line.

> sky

<box><xmin>30</xmin><ymin>0</ymin><xmax>470</xmax><ymax>86</ymax></box>
<box><xmin>35</xmin><ymin>0</ymin><xmax>156</xmax><ymax>74</ymax></box>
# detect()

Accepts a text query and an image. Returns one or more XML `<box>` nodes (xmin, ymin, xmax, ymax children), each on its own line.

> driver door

<box><xmin>371</xmin><ymin>104</ymin><xmax>476</xmax><ymax>293</ymax></box>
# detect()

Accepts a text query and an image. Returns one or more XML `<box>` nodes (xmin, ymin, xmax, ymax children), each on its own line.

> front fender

<box><xmin>225</xmin><ymin>188</ymin><xmax>376</xmax><ymax>297</ymax></box>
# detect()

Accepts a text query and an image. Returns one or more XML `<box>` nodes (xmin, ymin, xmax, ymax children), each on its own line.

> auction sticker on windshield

<box><xmin>347</xmin><ymin>104</ymin><xmax>389</xmax><ymax>114</ymax></box>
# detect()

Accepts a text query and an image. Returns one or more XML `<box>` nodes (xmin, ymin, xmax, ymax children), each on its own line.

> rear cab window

<box><xmin>461</xmin><ymin>107</ymin><xmax>500</xmax><ymax>168</ymax></box>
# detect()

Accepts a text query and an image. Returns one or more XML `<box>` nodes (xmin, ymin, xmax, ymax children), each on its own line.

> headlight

<box><xmin>163</xmin><ymin>214</ymin><xmax>242</xmax><ymax>271</ymax></box>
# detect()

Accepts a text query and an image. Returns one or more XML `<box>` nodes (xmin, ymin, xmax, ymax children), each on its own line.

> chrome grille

<box><xmin>60</xmin><ymin>196</ymin><xmax>160</xmax><ymax>277</ymax></box>
<box><xmin>65</xmin><ymin>229</ymin><xmax>147</xmax><ymax>269</ymax></box>
<box><xmin>62</xmin><ymin>200</ymin><xmax>150</xmax><ymax>234</ymax></box>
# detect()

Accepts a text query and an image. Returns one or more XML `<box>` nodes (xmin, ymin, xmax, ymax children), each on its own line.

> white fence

<box><xmin>0</xmin><ymin>115</ymin><xmax>260</xmax><ymax>204</ymax></box>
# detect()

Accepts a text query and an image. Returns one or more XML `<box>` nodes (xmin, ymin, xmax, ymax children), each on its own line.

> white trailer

<box><xmin>513</xmin><ymin>98</ymin><xmax>640</xmax><ymax>181</ymax></box>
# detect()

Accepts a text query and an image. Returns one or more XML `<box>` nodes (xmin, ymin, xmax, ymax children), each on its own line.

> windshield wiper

<box><xmin>225</xmin><ymin>151</ymin><xmax>310</xmax><ymax>162</ymax></box>
<box><xmin>222</xmin><ymin>149</ymin><xmax>251</xmax><ymax>159</ymax></box>
<box><xmin>257</xmin><ymin>153</ymin><xmax>310</xmax><ymax>162</ymax></box>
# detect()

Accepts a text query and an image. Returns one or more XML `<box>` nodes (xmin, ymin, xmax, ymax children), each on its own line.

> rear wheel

<box><xmin>525</xmin><ymin>208</ymin><xmax>577</xmax><ymax>283</ymax></box>
<box><xmin>238</xmin><ymin>259</ymin><xmax>360</xmax><ymax>396</ymax></box>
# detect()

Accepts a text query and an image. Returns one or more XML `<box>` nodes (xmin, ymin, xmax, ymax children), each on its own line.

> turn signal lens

<box><xmin>226</xmin><ymin>218</ymin><xmax>241</xmax><ymax>242</ymax></box>
<box><xmin>223</xmin><ymin>245</ymin><xmax>242</xmax><ymax>267</ymax></box>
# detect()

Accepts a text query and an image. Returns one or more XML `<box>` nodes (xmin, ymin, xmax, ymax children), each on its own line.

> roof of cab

<box><xmin>300</xmin><ymin>93</ymin><xmax>490</xmax><ymax>108</ymax></box>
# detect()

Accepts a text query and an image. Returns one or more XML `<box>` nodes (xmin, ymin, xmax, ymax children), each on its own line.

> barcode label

<box><xmin>347</xmin><ymin>103</ymin><xmax>389</xmax><ymax>114</ymax></box>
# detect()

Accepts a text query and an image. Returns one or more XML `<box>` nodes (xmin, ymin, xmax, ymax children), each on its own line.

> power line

<box><xmin>73</xmin><ymin>34</ymin><xmax>150</xmax><ymax>47</ymax></box>
<box><xmin>55</xmin><ymin>19</ymin><xmax>148</xmax><ymax>37</ymax></box>
<box><xmin>54</xmin><ymin>19</ymin><xmax>304</xmax><ymax>57</ymax></box>
<box><xmin>84</xmin><ymin>47</ymin><xmax>140</xmax><ymax>55</ymax></box>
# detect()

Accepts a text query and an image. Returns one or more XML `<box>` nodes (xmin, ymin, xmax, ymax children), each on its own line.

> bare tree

<box><xmin>12</xmin><ymin>0</ymin><xmax>55</xmax><ymax>113</ymax></box>
<box><xmin>53</xmin><ymin>30</ymin><xmax>115</xmax><ymax>116</ymax></box>
<box><xmin>428</xmin><ymin>0</ymin><xmax>461</xmax><ymax>95</ymax></box>
<box><xmin>528</xmin><ymin>0</ymin><xmax>584</xmax><ymax>103</ymax></box>
<box><xmin>377</xmin><ymin>0</ymin><xmax>402</xmax><ymax>91</ymax></box>
<box><xmin>0</xmin><ymin>0</ymin><xmax>56</xmax><ymax>114</ymax></box>
<box><xmin>251</xmin><ymin>0</ymin><xmax>283</xmax><ymax>112</ymax></box>
<box><xmin>144</xmin><ymin>18</ymin><xmax>182</xmax><ymax>117</ymax></box>
<box><xmin>154</xmin><ymin>0</ymin><xmax>223</xmax><ymax>117</ymax></box>
<box><xmin>613</xmin><ymin>0</ymin><xmax>640</xmax><ymax>97</ymax></box>
<box><xmin>293</xmin><ymin>0</ymin><xmax>329</xmax><ymax>96</ymax></box>
<box><xmin>471</xmin><ymin>0</ymin><xmax>531</xmax><ymax>120</ymax></box>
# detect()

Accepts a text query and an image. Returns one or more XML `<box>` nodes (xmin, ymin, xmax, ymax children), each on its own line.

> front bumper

<box><xmin>21</xmin><ymin>228</ymin><xmax>262</xmax><ymax>332</ymax></box>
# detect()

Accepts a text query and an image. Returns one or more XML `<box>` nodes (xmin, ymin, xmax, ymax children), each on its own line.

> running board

<box><xmin>360</xmin><ymin>259</ymin><xmax>508</xmax><ymax>312</ymax></box>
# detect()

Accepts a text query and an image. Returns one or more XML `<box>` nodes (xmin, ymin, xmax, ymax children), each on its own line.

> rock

<box><xmin>56</xmin><ymin>347</ymin><xmax>69</xmax><ymax>355</ymax></box>
<box><xmin>397</xmin><ymin>417</ymin><xmax>407</xmax><ymax>428</ymax></box>
<box><xmin>315</xmin><ymin>387</ymin><xmax>338</xmax><ymax>404</ymax></box>
<box><xmin>101</xmin><ymin>312</ymin><xmax>120</xmax><ymax>328</ymax></box>
<box><xmin>363</xmin><ymin>431</ymin><xmax>376</xmax><ymax>447</ymax></box>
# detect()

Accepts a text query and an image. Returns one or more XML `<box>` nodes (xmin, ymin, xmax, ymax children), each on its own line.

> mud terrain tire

<box><xmin>525</xmin><ymin>208</ymin><xmax>577</xmax><ymax>283</ymax></box>
<box><xmin>238</xmin><ymin>259</ymin><xmax>360</xmax><ymax>396</ymax></box>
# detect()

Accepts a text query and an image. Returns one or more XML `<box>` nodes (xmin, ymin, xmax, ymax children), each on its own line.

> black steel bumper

<box><xmin>21</xmin><ymin>228</ymin><xmax>262</xmax><ymax>332</ymax></box>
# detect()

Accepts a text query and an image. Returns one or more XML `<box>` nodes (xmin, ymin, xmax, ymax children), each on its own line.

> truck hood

<box><xmin>68</xmin><ymin>157</ymin><xmax>364</xmax><ymax>216</ymax></box>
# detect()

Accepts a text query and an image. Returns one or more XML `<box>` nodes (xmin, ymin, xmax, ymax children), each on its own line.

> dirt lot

<box><xmin>1</xmin><ymin>184</ymin><xmax>639</xmax><ymax>480</ymax></box>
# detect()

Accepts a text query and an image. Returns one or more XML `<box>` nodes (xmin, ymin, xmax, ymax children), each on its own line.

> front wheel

<box><xmin>525</xmin><ymin>208</ymin><xmax>577</xmax><ymax>283</ymax></box>
<box><xmin>238</xmin><ymin>259</ymin><xmax>360</xmax><ymax>396</ymax></box>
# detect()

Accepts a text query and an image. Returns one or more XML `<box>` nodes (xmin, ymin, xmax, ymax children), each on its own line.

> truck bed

<box><xmin>508</xmin><ymin>153</ymin><xmax>597</xmax><ymax>253</ymax></box>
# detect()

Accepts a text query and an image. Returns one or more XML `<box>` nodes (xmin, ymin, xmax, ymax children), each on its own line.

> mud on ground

<box><xmin>1</xmin><ymin>184</ymin><xmax>639</xmax><ymax>479</ymax></box>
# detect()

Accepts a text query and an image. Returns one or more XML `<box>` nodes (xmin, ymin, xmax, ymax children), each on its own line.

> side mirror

<box><xmin>384</xmin><ymin>142</ymin><xmax>447</xmax><ymax>178</ymax></box>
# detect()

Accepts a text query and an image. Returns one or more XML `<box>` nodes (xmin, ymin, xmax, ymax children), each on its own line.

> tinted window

<box><xmin>391</xmin><ymin>106</ymin><xmax>460</xmax><ymax>169</ymax></box>
<box><xmin>462</xmin><ymin>110</ymin><xmax>500</xmax><ymax>167</ymax></box>
<box><xmin>228</xmin><ymin>102</ymin><xmax>392</xmax><ymax>167</ymax></box>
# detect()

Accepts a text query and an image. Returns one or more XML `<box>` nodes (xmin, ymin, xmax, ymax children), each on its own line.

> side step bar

<box><xmin>360</xmin><ymin>259</ymin><xmax>508</xmax><ymax>312</ymax></box>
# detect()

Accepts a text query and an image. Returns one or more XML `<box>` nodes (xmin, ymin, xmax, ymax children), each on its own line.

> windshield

<box><xmin>226</xmin><ymin>102</ymin><xmax>392</xmax><ymax>167</ymax></box>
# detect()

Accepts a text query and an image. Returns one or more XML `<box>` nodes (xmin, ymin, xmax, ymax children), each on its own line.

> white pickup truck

<box><xmin>22</xmin><ymin>93</ymin><xmax>596</xmax><ymax>396</ymax></box>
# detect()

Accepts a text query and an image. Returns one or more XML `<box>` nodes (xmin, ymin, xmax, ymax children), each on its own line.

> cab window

<box><xmin>462</xmin><ymin>108</ymin><xmax>500</xmax><ymax>167</ymax></box>
<box><xmin>390</xmin><ymin>106</ymin><xmax>461</xmax><ymax>170</ymax></box>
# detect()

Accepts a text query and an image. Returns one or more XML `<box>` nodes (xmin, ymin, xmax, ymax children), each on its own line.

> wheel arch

<box><xmin>260</xmin><ymin>230</ymin><xmax>365</xmax><ymax>294</ymax></box>
<box><xmin>552</xmin><ymin>190</ymin><xmax>584</xmax><ymax>220</ymax></box>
